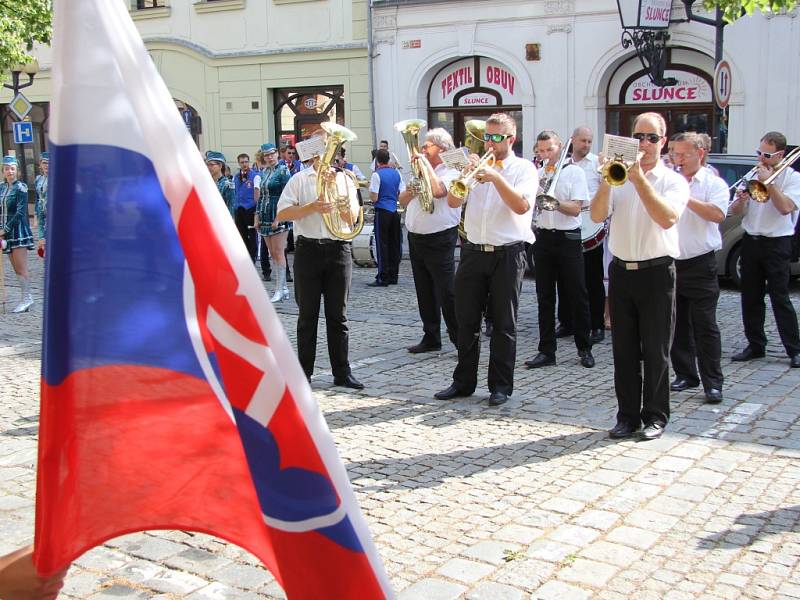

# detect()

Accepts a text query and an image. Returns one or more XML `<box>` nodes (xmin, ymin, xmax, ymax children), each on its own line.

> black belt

<box><xmin>612</xmin><ymin>256</ymin><xmax>673</xmax><ymax>271</ymax></box>
<box><xmin>676</xmin><ymin>250</ymin><xmax>715</xmax><ymax>266</ymax></box>
<box><xmin>535</xmin><ymin>227</ymin><xmax>582</xmax><ymax>240</ymax></box>
<box><xmin>297</xmin><ymin>235</ymin><xmax>350</xmax><ymax>245</ymax></box>
<box><xmin>462</xmin><ymin>241</ymin><xmax>525</xmax><ymax>253</ymax></box>
<box><xmin>408</xmin><ymin>226</ymin><xmax>458</xmax><ymax>239</ymax></box>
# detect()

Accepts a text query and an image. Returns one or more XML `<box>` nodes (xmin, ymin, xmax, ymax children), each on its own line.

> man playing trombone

<box><xmin>590</xmin><ymin>112</ymin><xmax>689</xmax><ymax>440</ymax></box>
<box><xmin>434</xmin><ymin>112</ymin><xmax>537</xmax><ymax>407</ymax></box>
<box><xmin>729</xmin><ymin>131</ymin><xmax>800</xmax><ymax>368</ymax></box>
<box><xmin>398</xmin><ymin>128</ymin><xmax>461</xmax><ymax>353</ymax></box>
<box><xmin>525</xmin><ymin>130</ymin><xmax>595</xmax><ymax>370</ymax></box>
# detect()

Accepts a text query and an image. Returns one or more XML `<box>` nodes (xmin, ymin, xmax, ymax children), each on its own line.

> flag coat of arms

<box><xmin>34</xmin><ymin>1</ymin><xmax>391</xmax><ymax>598</ymax></box>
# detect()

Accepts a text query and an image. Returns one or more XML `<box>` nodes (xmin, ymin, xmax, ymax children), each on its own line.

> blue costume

<box><xmin>1</xmin><ymin>179</ymin><xmax>34</xmax><ymax>253</ymax></box>
<box><xmin>216</xmin><ymin>174</ymin><xmax>236</xmax><ymax>216</ymax></box>
<box><xmin>35</xmin><ymin>173</ymin><xmax>48</xmax><ymax>240</ymax></box>
<box><xmin>257</xmin><ymin>164</ymin><xmax>292</xmax><ymax>237</ymax></box>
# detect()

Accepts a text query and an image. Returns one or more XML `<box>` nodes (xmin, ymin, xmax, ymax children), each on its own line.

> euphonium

<box><xmin>599</xmin><ymin>153</ymin><xmax>629</xmax><ymax>186</ymax></box>
<box><xmin>316</xmin><ymin>122</ymin><xmax>364</xmax><ymax>240</ymax></box>
<box><xmin>449</xmin><ymin>150</ymin><xmax>496</xmax><ymax>200</ymax></box>
<box><xmin>395</xmin><ymin>119</ymin><xmax>434</xmax><ymax>213</ymax></box>
<box><xmin>464</xmin><ymin>119</ymin><xmax>486</xmax><ymax>155</ymax></box>
<box><xmin>746</xmin><ymin>146</ymin><xmax>800</xmax><ymax>202</ymax></box>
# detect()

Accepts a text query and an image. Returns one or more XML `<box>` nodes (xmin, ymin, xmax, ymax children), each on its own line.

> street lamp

<box><xmin>3</xmin><ymin>59</ymin><xmax>40</xmax><ymax>185</ymax></box>
<box><xmin>615</xmin><ymin>0</ymin><xmax>677</xmax><ymax>87</ymax></box>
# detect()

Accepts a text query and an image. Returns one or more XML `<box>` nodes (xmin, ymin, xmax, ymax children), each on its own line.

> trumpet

<box><xmin>746</xmin><ymin>146</ymin><xmax>800</xmax><ymax>202</ymax></box>
<box><xmin>599</xmin><ymin>153</ymin><xmax>630</xmax><ymax>187</ymax></box>
<box><xmin>449</xmin><ymin>150</ymin><xmax>496</xmax><ymax>200</ymax></box>
<box><xmin>316</xmin><ymin>122</ymin><xmax>364</xmax><ymax>240</ymax></box>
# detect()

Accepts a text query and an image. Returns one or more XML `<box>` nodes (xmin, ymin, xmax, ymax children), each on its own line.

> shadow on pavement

<box><xmin>696</xmin><ymin>505</ymin><xmax>800</xmax><ymax>549</ymax></box>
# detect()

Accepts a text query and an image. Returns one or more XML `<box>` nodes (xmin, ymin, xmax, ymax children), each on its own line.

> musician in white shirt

<box><xmin>399</xmin><ymin>128</ymin><xmax>461</xmax><ymax>353</ymax></box>
<box><xmin>591</xmin><ymin>112</ymin><xmax>689</xmax><ymax>441</ymax></box>
<box><xmin>728</xmin><ymin>130</ymin><xmax>800</xmax><ymax>368</ymax></box>
<box><xmin>668</xmin><ymin>132</ymin><xmax>729</xmax><ymax>404</ymax></box>
<box><xmin>434</xmin><ymin>112</ymin><xmax>538</xmax><ymax>407</ymax></box>
<box><xmin>525</xmin><ymin>130</ymin><xmax>595</xmax><ymax>370</ymax></box>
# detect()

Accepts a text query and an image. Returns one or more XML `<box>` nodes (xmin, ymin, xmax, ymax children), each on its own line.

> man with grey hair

<box><xmin>399</xmin><ymin>127</ymin><xmax>461</xmax><ymax>352</ymax></box>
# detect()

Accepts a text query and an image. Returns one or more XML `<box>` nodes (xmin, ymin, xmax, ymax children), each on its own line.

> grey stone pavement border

<box><xmin>2</xmin><ymin>255</ymin><xmax>800</xmax><ymax>599</ymax></box>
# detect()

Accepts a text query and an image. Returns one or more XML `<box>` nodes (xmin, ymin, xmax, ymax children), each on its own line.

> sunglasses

<box><xmin>483</xmin><ymin>133</ymin><xmax>513</xmax><ymax>143</ymax></box>
<box><xmin>756</xmin><ymin>149</ymin><xmax>783</xmax><ymax>159</ymax></box>
<box><xmin>632</xmin><ymin>133</ymin><xmax>663</xmax><ymax>143</ymax></box>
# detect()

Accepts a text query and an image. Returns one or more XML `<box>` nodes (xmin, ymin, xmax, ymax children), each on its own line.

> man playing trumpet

<box><xmin>590</xmin><ymin>112</ymin><xmax>689</xmax><ymax>440</ymax></box>
<box><xmin>434</xmin><ymin>112</ymin><xmax>537</xmax><ymax>407</ymax></box>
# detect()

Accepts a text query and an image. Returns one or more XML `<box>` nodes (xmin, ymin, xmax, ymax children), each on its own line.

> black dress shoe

<box><xmin>407</xmin><ymin>341</ymin><xmax>442</xmax><ymax>354</ymax></box>
<box><xmin>731</xmin><ymin>346</ymin><xmax>765</xmax><ymax>361</ymax></box>
<box><xmin>640</xmin><ymin>422</ymin><xmax>664</xmax><ymax>441</ymax></box>
<box><xmin>388</xmin><ymin>279</ymin><xmax>398</xmax><ymax>285</ymax></box>
<box><xmin>705</xmin><ymin>388</ymin><xmax>723</xmax><ymax>404</ymax></box>
<box><xmin>791</xmin><ymin>354</ymin><xmax>800</xmax><ymax>368</ymax></box>
<box><xmin>579</xmin><ymin>350</ymin><xmax>595</xmax><ymax>368</ymax></box>
<box><xmin>590</xmin><ymin>329</ymin><xmax>605</xmax><ymax>344</ymax></box>
<box><xmin>555</xmin><ymin>325</ymin><xmax>572</xmax><ymax>338</ymax></box>
<box><xmin>608</xmin><ymin>422</ymin><xmax>640</xmax><ymax>439</ymax></box>
<box><xmin>525</xmin><ymin>353</ymin><xmax>556</xmax><ymax>368</ymax></box>
<box><xmin>333</xmin><ymin>374</ymin><xmax>364</xmax><ymax>390</ymax></box>
<box><xmin>670</xmin><ymin>377</ymin><xmax>699</xmax><ymax>392</ymax></box>
<box><xmin>488</xmin><ymin>392</ymin><xmax>508</xmax><ymax>406</ymax></box>
<box><xmin>367</xmin><ymin>281</ymin><xmax>389</xmax><ymax>288</ymax></box>
<box><xmin>434</xmin><ymin>384</ymin><xmax>472</xmax><ymax>400</ymax></box>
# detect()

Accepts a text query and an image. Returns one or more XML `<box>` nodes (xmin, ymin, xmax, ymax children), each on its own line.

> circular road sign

<box><xmin>714</xmin><ymin>61</ymin><xmax>732</xmax><ymax>110</ymax></box>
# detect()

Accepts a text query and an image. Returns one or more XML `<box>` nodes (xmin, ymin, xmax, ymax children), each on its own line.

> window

<box><xmin>273</xmin><ymin>86</ymin><xmax>345</xmax><ymax>145</ymax></box>
<box><xmin>135</xmin><ymin>0</ymin><xmax>166</xmax><ymax>8</ymax></box>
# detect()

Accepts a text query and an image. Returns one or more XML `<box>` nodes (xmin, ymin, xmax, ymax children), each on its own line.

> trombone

<box><xmin>536</xmin><ymin>139</ymin><xmax>572</xmax><ymax>211</ymax></box>
<box><xmin>728</xmin><ymin>166</ymin><xmax>758</xmax><ymax>192</ymax></box>
<box><xmin>746</xmin><ymin>146</ymin><xmax>800</xmax><ymax>202</ymax></box>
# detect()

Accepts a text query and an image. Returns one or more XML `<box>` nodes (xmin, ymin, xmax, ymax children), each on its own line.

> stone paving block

<box><xmin>61</xmin><ymin>569</ymin><xmax>104</xmax><ymax>598</ymax></box>
<box><xmin>606</xmin><ymin>525</ymin><xmax>661</xmax><ymax>549</ymax></box>
<box><xmin>436</xmin><ymin>558</ymin><xmax>495</xmax><ymax>584</ymax></box>
<box><xmin>625</xmin><ymin>509</ymin><xmax>680</xmax><ymax>533</ymax></box>
<box><xmin>141</xmin><ymin>568</ymin><xmax>208</xmax><ymax>595</ymax></box>
<box><xmin>526</xmin><ymin>540</ymin><xmax>579</xmax><ymax>563</ymax></box>
<box><xmin>186</xmin><ymin>582</ymin><xmax>268</xmax><ymax>599</ymax></box>
<box><xmin>549</xmin><ymin>524</ymin><xmax>601</xmax><ymax>546</ymax></box>
<box><xmin>533</xmin><ymin>580</ymin><xmax>592</xmax><ymax>599</ymax></box>
<box><xmin>465</xmin><ymin>581</ymin><xmax>525</xmax><ymax>600</ymax></box>
<box><xmin>87</xmin><ymin>584</ymin><xmax>150</xmax><ymax>599</ymax></box>
<box><xmin>580</xmin><ymin>541</ymin><xmax>643</xmax><ymax>567</ymax></box>
<box><xmin>494</xmin><ymin>558</ymin><xmax>554</xmax><ymax>592</ymax></box>
<box><xmin>208</xmin><ymin>563</ymin><xmax>272</xmax><ymax>590</ymax></box>
<box><xmin>119</xmin><ymin>537</ymin><xmax>187</xmax><ymax>563</ymax></box>
<box><xmin>539</xmin><ymin>498</ymin><xmax>585</xmax><ymax>515</ymax></box>
<box><xmin>559</xmin><ymin>558</ymin><xmax>618</xmax><ymax>587</ymax></box>
<box><xmin>397</xmin><ymin>578</ymin><xmax>466</xmax><ymax>600</ymax></box>
<box><xmin>462</xmin><ymin>540</ymin><xmax>522</xmax><ymax>565</ymax></box>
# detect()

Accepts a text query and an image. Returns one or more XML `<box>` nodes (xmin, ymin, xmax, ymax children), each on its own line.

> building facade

<box><xmin>371</xmin><ymin>0</ymin><xmax>800</xmax><ymax>162</ymax></box>
<box><xmin>1</xmin><ymin>0</ymin><xmax>374</xmax><ymax>183</ymax></box>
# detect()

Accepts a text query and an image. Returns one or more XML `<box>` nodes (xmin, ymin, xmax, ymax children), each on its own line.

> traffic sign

<box><xmin>9</xmin><ymin>92</ymin><xmax>32</xmax><ymax>120</ymax></box>
<box><xmin>714</xmin><ymin>60</ymin><xmax>732</xmax><ymax>110</ymax></box>
<box><xmin>12</xmin><ymin>121</ymin><xmax>34</xmax><ymax>145</ymax></box>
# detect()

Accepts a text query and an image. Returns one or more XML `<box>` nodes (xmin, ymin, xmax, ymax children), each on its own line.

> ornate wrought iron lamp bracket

<box><xmin>621</xmin><ymin>28</ymin><xmax>678</xmax><ymax>87</ymax></box>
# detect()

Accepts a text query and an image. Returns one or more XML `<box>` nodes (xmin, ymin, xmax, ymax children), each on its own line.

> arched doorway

<box><xmin>273</xmin><ymin>87</ymin><xmax>345</xmax><ymax>146</ymax></box>
<box><xmin>426</xmin><ymin>56</ymin><xmax>524</xmax><ymax>155</ymax></box>
<box><xmin>174</xmin><ymin>99</ymin><xmax>202</xmax><ymax>146</ymax></box>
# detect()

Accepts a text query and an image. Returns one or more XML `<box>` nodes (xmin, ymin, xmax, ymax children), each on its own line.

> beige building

<box><xmin>1</xmin><ymin>0</ymin><xmax>374</xmax><ymax>183</ymax></box>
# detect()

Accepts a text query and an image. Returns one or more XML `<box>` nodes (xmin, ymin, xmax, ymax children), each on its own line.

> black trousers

<box><xmin>235</xmin><ymin>206</ymin><xmax>257</xmax><ymax>262</ymax></box>
<box><xmin>374</xmin><ymin>207</ymin><xmax>401</xmax><ymax>284</ymax></box>
<box><xmin>741</xmin><ymin>233</ymin><xmax>800</xmax><ymax>357</ymax></box>
<box><xmin>557</xmin><ymin>243</ymin><xmax>606</xmax><ymax>331</ymax></box>
<box><xmin>452</xmin><ymin>243</ymin><xmax>526</xmax><ymax>396</ymax></box>
<box><xmin>533</xmin><ymin>229</ymin><xmax>592</xmax><ymax>354</ymax></box>
<box><xmin>670</xmin><ymin>251</ymin><xmax>723</xmax><ymax>391</ymax></box>
<box><xmin>408</xmin><ymin>227</ymin><xmax>459</xmax><ymax>346</ymax></box>
<box><xmin>293</xmin><ymin>237</ymin><xmax>353</xmax><ymax>379</ymax></box>
<box><xmin>609</xmin><ymin>259</ymin><xmax>675</xmax><ymax>428</ymax></box>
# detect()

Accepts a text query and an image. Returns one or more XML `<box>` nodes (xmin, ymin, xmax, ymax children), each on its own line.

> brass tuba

<box><xmin>395</xmin><ymin>119</ymin><xmax>435</xmax><ymax>213</ymax></box>
<box><xmin>746</xmin><ymin>146</ymin><xmax>800</xmax><ymax>202</ymax></box>
<box><xmin>316</xmin><ymin>122</ymin><xmax>364</xmax><ymax>240</ymax></box>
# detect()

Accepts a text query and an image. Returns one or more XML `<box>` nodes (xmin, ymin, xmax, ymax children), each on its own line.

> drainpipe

<box><xmin>367</xmin><ymin>0</ymin><xmax>377</xmax><ymax>149</ymax></box>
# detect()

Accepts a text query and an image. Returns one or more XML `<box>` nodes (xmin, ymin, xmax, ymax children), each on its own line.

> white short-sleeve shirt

<box><xmin>676</xmin><ymin>166</ymin><xmax>730</xmax><ymax>259</ymax></box>
<box><xmin>536</xmin><ymin>164</ymin><xmax>589</xmax><ymax>231</ymax></box>
<box><xmin>405</xmin><ymin>162</ymin><xmax>461</xmax><ymax>234</ymax></box>
<box><xmin>741</xmin><ymin>167</ymin><xmax>800</xmax><ymax>237</ymax></box>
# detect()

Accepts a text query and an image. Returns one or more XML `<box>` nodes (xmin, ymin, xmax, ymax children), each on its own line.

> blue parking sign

<box><xmin>12</xmin><ymin>121</ymin><xmax>34</xmax><ymax>144</ymax></box>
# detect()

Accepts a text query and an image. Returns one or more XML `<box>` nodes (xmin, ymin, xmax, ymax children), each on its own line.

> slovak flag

<box><xmin>33</xmin><ymin>1</ymin><xmax>392</xmax><ymax>598</ymax></box>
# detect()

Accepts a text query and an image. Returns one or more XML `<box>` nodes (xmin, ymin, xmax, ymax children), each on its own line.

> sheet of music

<box><xmin>296</xmin><ymin>136</ymin><xmax>327</xmax><ymax>162</ymax></box>
<box><xmin>441</xmin><ymin>147</ymin><xmax>470</xmax><ymax>171</ymax></box>
<box><xmin>602</xmin><ymin>134</ymin><xmax>640</xmax><ymax>163</ymax></box>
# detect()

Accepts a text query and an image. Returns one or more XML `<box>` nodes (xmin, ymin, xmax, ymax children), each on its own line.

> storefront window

<box><xmin>274</xmin><ymin>86</ymin><xmax>345</xmax><ymax>145</ymax></box>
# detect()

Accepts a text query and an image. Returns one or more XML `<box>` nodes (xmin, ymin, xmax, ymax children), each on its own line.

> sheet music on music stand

<box><xmin>441</xmin><ymin>147</ymin><xmax>470</xmax><ymax>171</ymax></box>
<box><xmin>296</xmin><ymin>136</ymin><xmax>327</xmax><ymax>162</ymax></box>
<box><xmin>601</xmin><ymin>134</ymin><xmax>640</xmax><ymax>163</ymax></box>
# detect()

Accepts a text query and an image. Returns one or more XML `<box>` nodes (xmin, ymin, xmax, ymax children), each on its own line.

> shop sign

<box><xmin>458</xmin><ymin>93</ymin><xmax>497</xmax><ymax>107</ymax></box>
<box><xmin>639</xmin><ymin>0</ymin><xmax>672</xmax><ymax>29</ymax></box>
<box><xmin>430</xmin><ymin>57</ymin><xmax>520</xmax><ymax>108</ymax></box>
<box><xmin>625</xmin><ymin>70</ymin><xmax>711</xmax><ymax>104</ymax></box>
<box><xmin>402</xmin><ymin>39</ymin><xmax>421</xmax><ymax>49</ymax></box>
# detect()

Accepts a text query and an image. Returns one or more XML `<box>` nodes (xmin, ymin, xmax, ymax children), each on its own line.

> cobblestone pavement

<box><xmin>3</xmin><ymin>254</ymin><xmax>800</xmax><ymax>599</ymax></box>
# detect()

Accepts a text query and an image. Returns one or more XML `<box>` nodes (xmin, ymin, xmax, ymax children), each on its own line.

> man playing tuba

<box><xmin>398</xmin><ymin>127</ymin><xmax>462</xmax><ymax>353</ymax></box>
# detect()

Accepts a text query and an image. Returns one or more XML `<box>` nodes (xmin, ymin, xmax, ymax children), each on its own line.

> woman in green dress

<box><xmin>1</xmin><ymin>156</ymin><xmax>35</xmax><ymax>313</ymax></box>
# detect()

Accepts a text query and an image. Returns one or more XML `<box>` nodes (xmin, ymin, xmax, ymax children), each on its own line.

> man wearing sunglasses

<box><xmin>729</xmin><ymin>131</ymin><xmax>800</xmax><ymax>368</ymax></box>
<box><xmin>590</xmin><ymin>112</ymin><xmax>689</xmax><ymax>441</ymax></box>
<box><xmin>434</xmin><ymin>112</ymin><xmax>537</xmax><ymax>407</ymax></box>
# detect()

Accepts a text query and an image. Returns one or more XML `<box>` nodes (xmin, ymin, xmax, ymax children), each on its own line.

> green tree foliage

<box><xmin>703</xmin><ymin>0</ymin><xmax>798</xmax><ymax>22</ymax></box>
<box><xmin>0</xmin><ymin>0</ymin><xmax>52</xmax><ymax>80</ymax></box>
